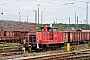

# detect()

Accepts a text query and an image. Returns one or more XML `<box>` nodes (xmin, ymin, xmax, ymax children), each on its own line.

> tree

<box><xmin>59</xmin><ymin>25</ymin><xmax>64</xmax><ymax>30</ymax></box>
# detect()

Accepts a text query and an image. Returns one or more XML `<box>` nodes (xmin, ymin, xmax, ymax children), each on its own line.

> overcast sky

<box><xmin>0</xmin><ymin>0</ymin><xmax>90</xmax><ymax>24</ymax></box>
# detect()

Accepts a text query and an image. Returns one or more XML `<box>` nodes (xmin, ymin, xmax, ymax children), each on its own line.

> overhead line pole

<box><xmin>33</xmin><ymin>10</ymin><xmax>37</xmax><ymax>23</ymax></box>
<box><xmin>41</xmin><ymin>11</ymin><xmax>43</xmax><ymax>24</ymax></box>
<box><xmin>38</xmin><ymin>4</ymin><xmax>40</xmax><ymax>24</ymax></box>
<box><xmin>75</xmin><ymin>12</ymin><xmax>77</xmax><ymax>29</ymax></box>
<box><xmin>68</xmin><ymin>17</ymin><xmax>70</xmax><ymax>30</ymax></box>
<box><xmin>27</xmin><ymin>14</ymin><xmax>28</xmax><ymax>22</ymax></box>
<box><xmin>69</xmin><ymin>17</ymin><xmax>70</xmax><ymax>30</ymax></box>
<box><xmin>77</xmin><ymin>16</ymin><xmax>78</xmax><ymax>29</ymax></box>
<box><xmin>86</xmin><ymin>2</ymin><xmax>89</xmax><ymax>30</ymax></box>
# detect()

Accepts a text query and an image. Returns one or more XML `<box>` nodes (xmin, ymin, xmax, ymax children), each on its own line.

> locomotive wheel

<box><xmin>56</xmin><ymin>47</ymin><xmax>60</xmax><ymax>50</ymax></box>
<box><xmin>46</xmin><ymin>48</ymin><xmax>50</xmax><ymax>51</ymax></box>
<box><xmin>43</xmin><ymin>48</ymin><xmax>47</xmax><ymax>51</ymax></box>
<box><xmin>49</xmin><ymin>48</ymin><xmax>51</xmax><ymax>51</ymax></box>
<box><xmin>12</xmin><ymin>40</ymin><xmax>14</xmax><ymax>43</ymax></box>
<box><xmin>58</xmin><ymin>47</ymin><xmax>61</xmax><ymax>50</ymax></box>
<box><xmin>43</xmin><ymin>49</ymin><xmax>45</xmax><ymax>51</ymax></box>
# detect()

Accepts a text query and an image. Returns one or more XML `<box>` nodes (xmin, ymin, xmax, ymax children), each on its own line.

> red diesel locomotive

<box><xmin>24</xmin><ymin>25</ymin><xmax>64</xmax><ymax>51</ymax></box>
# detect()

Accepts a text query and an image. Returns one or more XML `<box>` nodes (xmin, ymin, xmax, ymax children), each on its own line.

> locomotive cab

<box><xmin>40</xmin><ymin>25</ymin><xmax>59</xmax><ymax>40</ymax></box>
<box><xmin>41</xmin><ymin>25</ymin><xmax>58</xmax><ymax>32</ymax></box>
<box><xmin>41</xmin><ymin>25</ymin><xmax>53</xmax><ymax>32</ymax></box>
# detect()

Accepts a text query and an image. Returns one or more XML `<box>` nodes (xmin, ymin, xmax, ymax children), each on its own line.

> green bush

<box><xmin>81</xmin><ymin>58</ymin><xmax>84</xmax><ymax>60</ymax></box>
<box><xmin>30</xmin><ymin>52</ymin><xmax>38</xmax><ymax>56</ymax></box>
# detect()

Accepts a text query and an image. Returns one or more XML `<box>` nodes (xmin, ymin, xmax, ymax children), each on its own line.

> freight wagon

<box><xmin>0</xmin><ymin>20</ymin><xmax>36</xmax><ymax>42</ymax></box>
<box><xmin>63</xmin><ymin>30</ymin><xmax>90</xmax><ymax>45</ymax></box>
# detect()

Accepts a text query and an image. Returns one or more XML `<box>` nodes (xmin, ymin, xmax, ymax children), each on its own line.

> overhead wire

<box><xmin>30</xmin><ymin>0</ymin><xmax>65</xmax><ymax>5</ymax></box>
<box><xmin>0</xmin><ymin>0</ymin><xmax>87</xmax><ymax>12</ymax></box>
<box><xmin>1</xmin><ymin>0</ymin><xmax>21</xmax><ymax>6</ymax></box>
<box><xmin>30</xmin><ymin>0</ymin><xmax>86</xmax><ymax>9</ymax></box>
<box><xmin>73</xmin><ymin>1</ymin><xmax>89</xmax><ymax>3</ymax></box>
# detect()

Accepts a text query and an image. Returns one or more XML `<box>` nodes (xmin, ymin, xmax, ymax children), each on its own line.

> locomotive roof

<box><xmin>0</xmin><ymin>20</ymin><xmax>36</xmax><ymax>31</ymax></box>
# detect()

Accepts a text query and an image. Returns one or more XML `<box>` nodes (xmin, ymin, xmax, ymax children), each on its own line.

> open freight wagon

<box><xmin>0</xmin><ymin>20</ymin><xmax>36</xmax><ymax>43</ymax></box>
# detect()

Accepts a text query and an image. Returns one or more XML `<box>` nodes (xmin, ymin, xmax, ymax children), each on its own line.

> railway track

<box><xmin>0</xmin><ymin>43</ymin><xmax>24</xmax><ymax>60</ymax></box>
<box><xmin>0</xmin><ymin>48</ymin><xmax>24</xmax><ymax>60</ymax></box>
<box><xmin>1</xmin><ymin>51</ymin><xmax>23</xmax><ymax>60</ymax></box>
<box><xmin>13</xmin><ymin>49</ymin><xmax>90</xmax><ymax>60</ymax></box>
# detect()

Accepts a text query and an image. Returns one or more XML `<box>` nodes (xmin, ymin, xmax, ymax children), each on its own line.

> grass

<box><xmin>61</xmin><ymin>50</ymin><xmax>65</xmax><ymax>53</ymax></box>
<box><xmin>74</xmin><ymin>43</ymin><xmax>90</xmax><ymax>51</ymax></box>
<box><xmin>25</xmin><ymin>51</ymin><xmax>29</xmax><ymax>57</ymax></box>
<box><xmin>47</xmin><ymin>50</ymin><xmax>52</xmax><ymax>54</ymax></box>
<box><xmin>88</xmin><ymin>42</ymin><xmax>90</xmax><ymax>48</ymax></box>
<box><xmin>81</xmin><ymin>58</ymin><xmax>90</xmax><ymax>60</ymax></box>
<box><xmin>30</xmin><ymin>52</ymin><xmax>38</xmax><ymax>56</ymax></box>
<box><xmin>0</xmin><ymin>43</ymin><xmax>22</xmax><ymax>49</ymax></box>
<box><xmin>74</xmin><ymin>46</ymin><xmax>80</xmax><ymax>51</ymax></box>
<box><xmin>9</xmin><ymin>44</ymin><xmax>17</xmax><ymax>48</ymax></box>
<box><xmin>81</xmin><ymin>58</ymin><xmax>85</xmax><ymax>60</ymax></box>
<box><xmin>0</xmin><ymin>55</ymin><xmax>2</xmax><ymax>60</ymax></box>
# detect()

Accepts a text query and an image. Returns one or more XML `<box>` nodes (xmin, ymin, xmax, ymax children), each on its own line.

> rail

<box><xmin>17</xmin><ymin>49</ymin><xmax>90</xmax><ymax>60</ymax></box>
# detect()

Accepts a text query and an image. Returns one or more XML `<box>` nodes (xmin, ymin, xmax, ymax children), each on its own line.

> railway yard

<box><xmin>0</xmin><ymin>20</ymin><xmax>90</xmax><ymax>60</ymax></box>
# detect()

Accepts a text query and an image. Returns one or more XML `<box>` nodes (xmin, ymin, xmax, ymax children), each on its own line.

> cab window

<box><xmin>49</xmin><ymin>28</ymin><xmax>52</xmax><ymax>32</ymax></box>
<box><xmin>53</xmin><ymin>29</ymin><xmax>58</xmax><ymax>32</ymax></box>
